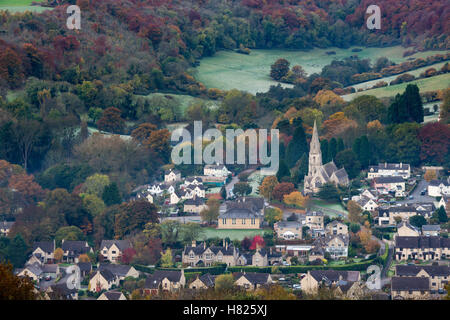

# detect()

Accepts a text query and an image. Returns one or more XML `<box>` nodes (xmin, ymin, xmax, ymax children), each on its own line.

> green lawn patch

<box><xmin>199</xmin><ymin>227</ymin><xmax>267</xmax><ymax>241</ymax></box>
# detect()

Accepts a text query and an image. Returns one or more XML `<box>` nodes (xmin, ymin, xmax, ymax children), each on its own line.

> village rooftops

<box><xmin>422</xmin><ymin>225</ymin><xmax>441</xmax><ymax>232</ymax></box>
<box><xmin>309</xmin><ymin>270</ymin><xmax>360</xmax><ymax>283</ymax></box>
<box><xmin>98</xmin><ymin>263</ymin><xmax>135</xmax><ymax>278</ymax></box>
<box><xmin>102</xmin><ymin>291</ymin><xmax>125</xmax><ymax>300</ymax></box>
<box><xmin>33</xmin><ymin>241</ymin><xmax>55</xmax><ymax>254</ymax></box>
<box><xmin>234</xmin><ymin>272</ymin><xmax>271</xmax><ymax>285</ymax></box>
<box><xmin>371</xmin><ymin>163</ymin><xmax>410</xmax><ymax>170</ymax></box>
<box><xmin>374</xmin><ymin>176</ymin><xmax>405</xmax><ymax>183</ymax></box>
<box><xmin>220</xmin><ymin>208</ymin><xmax>259</xmax><ymax>219</ymax></box>
<box><xmin>145</xmin><ymin>269</ymin><xmax>183</xmax><ymax>288</ymax></box>
<box><xmin>395</xmin><ymin>236</ymin><xmax>450</xmax><ymax>249</ymax></box>
<box><xmin>391</xmin><ymin>276</ymin><xmax>429</xmax><ymax>291</ymax></box>
<box><xmin>395</xmin><ymin>264</ymin><xmax>450</xmax><ymax>277</ymax></box>
<box><xmin>429</xmin><ymin>179</ymin><xmax>450</xmax><ymax>187</ymax></box>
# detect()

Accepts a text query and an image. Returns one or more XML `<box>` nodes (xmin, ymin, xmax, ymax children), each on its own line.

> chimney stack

<box><xmin>192</xmin><ymin>240</ymin><xmax>196</xmax><ymax>248</ymax></box>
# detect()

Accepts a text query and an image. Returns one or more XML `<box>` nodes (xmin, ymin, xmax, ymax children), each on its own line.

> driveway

<box><xmin>398</xmin><ymin>180</ymin><xmax>434</xmax><ymax>204</ymax></box>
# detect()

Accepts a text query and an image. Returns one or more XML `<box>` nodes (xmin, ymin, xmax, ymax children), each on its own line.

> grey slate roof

<box><xmin>98</xmin><ymin>269</ymin><xmax>117</xmax><ymax>282</ymax></box>
<box><xmin>198</xmin><ymin>273</ymin><xmax>216</xmax><ymax>287</ymax></box>
<box><xmin>309</xmin><ymin>270</ymin><xmax>360</xmax><ymax>282</ymax></box>
<box><xmin>98</xmin><ymin>263</ymin><xmax>134</xmax><ymax>278</ymax></box>
<box><xmin>374</xmin><ymin>176</ymin><xmax>404</xmax><ymax>184</ymax></box>
<box><xmin>103</xmin><ymin>291</ymin><xmax>124</xmax><ymax>300</ymax></box>
<box><xmin>429</xmin><ymin>179</ymin><xmax>449</xmax><ymax>187</ymax></box>
<box><xmin>235</xmin><ymin>272</ymin><xmax>270</xmax><ymax>285</ymax></box>
<box><xmin>221</xmin><ymin>208</ymin><xmax>259</xmax><ymax>219</ymax></box>
<box><xmin>391</xmin><ymin>276</ymin><xmax>429</xmax><ymax>291</ymax></box>
<box><xmin>61</xmin><ymin>241</ymin><xmax>91</xmax><ymax>257</ymax></box>
<box><xmin>144</xmin><ymin>270</ymin><xmax>183</xmax><ymax>288</ymax></box>
<box><xmin>395</xmin><ymin>264</ymin><xmax>450</xmax><ymax>277</ymax></box>
<box><xmin>395</xmin><ymin>236</ymin><xmax>450</xmax><ymax>249</ymax></box>
<box><xmin>33</xmin><ymin>241</ymin><xmax>55</xmax><ymax>254</ymax></box>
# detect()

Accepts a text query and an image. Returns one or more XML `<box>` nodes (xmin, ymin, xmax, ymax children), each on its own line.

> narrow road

<box><xmin>381</xmin><ymin>243</ymin><xmax>394</xmax><ymax>279</ymax></box>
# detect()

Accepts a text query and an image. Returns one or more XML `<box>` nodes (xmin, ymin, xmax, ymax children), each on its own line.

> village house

<box><xmin>234</xmin><ymin>272</ymin><xmax>273</xmax><ymax>290</ymax></box>
<box><xmin>16</xmin><ymin>263</ymin><xmax>44</xmax><ymax>281</ymax></box>
<box><xmin>394</xmin><ymin>236</ymin><xmax>450</xmax><ymax>261</ymax></box>
<box><xmin>422</xmin><ymin>225</ymin><xmax>441</xmax><ymax>237</ymax></box>
<box><xmin>305</xmin><ymin>211</ymin><xmax>325</xmax><ymax>237</ymax></box>
<box><xmin>395</xmin><ymin>264</ymin><xmax>450</xmax><ymax>292</ymax></box>
<box><xmin>89</xmin><ymin>269</ymin><xmax>120</xmax><ymax>292</ymax></box>
<box><xmin>182</xmin><ymin>241</ymin><xmax>239</xmax><ymax>267</ymax></box>
<box><xmin>183</xmin><ymin>198</ymin><xmax>208</xmax><ymax>214</ymax></box>
<box><xmin>46</xmin><ymin>283</ymin><xmax>78</xmax><ymax>300</ymax></box>
<box><xmin>428</xmin><ymin>180</ymin><xmax>450</xmax><ymax>197</ymax></box>
<box><xmin>218</xmin><ymin>208</ymin><xmax>262</xmax><ymax>229</ymax></box>
<box><xmin>356</xmin><ymin>196</ymin><xmax>379</xmax><ymax>212</ymax></box>
<box><xmin>187</xmin><ymin>185</ymin><xmax>206</xmax><ymax>198</ymax></box>
<box><xmin>367</xmin><ymin>162</ymin><xmax>411</xmax><ymax>179</ymax></box>
<box><xmin>204</xmin><ymin>164</ymin><xmax>230</xmax><ymax>178</ymax></box>
<box><xmin>143</xmin><ymin>269</ymin><xmax>185</xmax><ymax>295</ymax></box>
<box><xmin>98</xmin><ymin>290</ymin><xmax>127</xmax><ymax>300</ymax></box>
<box><xmin>0</xmin><ymin>221</ymin><xmax>14</xmax><ymax>236</ymax></box>
<box><xmin>396</xmin><ymin>221</ymin><xmax>420</xmax><ymax>238</ymax></box>
<box><xmin>170</xmin><ymin>190</ymin><xmax>183</xmax><ymax>204</ymax></box>
<box><xmin>437</xmin><ymin>196</ymin><xmax>449</xmax><ymax>213</ymax></box>
<box><xmin>134</xmin><ymin>189</ymin><xmax>154</xmax><ymax>204</ymax></box>
<box><xmin>372</xmin><ymin>176</ymin><xmax>405</xmax><ymax>193</ymax></box>
<box><xmin>315</xmin><ymin>234</ymin><xmax>349</xmax><ymax>259</ymax></box>
<box><xmin>98</xmin><ymin>263</ymin><xmax>140</xmax><ymax>280</ymax></box>
<box><xmin>274</xmin><ymin>221</ymin><xmax>302</xmax><ymax>240</ymax></box>
<box><xmin>391</xmin><ymin>276</ymin><xmax>430</xmax><ymax>300</ymax></box>
<box><xmin>184</xmin><ymin>177</ymin><xmax>203</xmax><ymax>187</ymax></box>
<box><xmin>32</xmin><ymin>241</ymin><xmax>55</xmax><ymax>264</ymax></box>
<box><xmin>334</xmin><ymin>280</ymin><xmax>367</xmax><ymax>300</ymax></box>
<box><xmin>325</xmin><ymin>220</ymin><xmax>348</xmax><ymax>236</ymax></box>
<box><xmin>164</xmin><ymin>169</ymin><xmax>182</xmax><ymax>184</ymax></box>
<box><xmin>61</xmin><ymin>240</ymin><xmax>93</xmax><ymax>263</ymax></box>
<box><xmin>189</xmin><ymin>273</ymin><xmax>216</xmax><ymax>290</ymax></box>
<box><xmin>100</xmin><ymin>240</ymin><xmax>133</xmax><ymax>264</ymax></box>
<box><xmin>300</xmin><ymin>270</ymin><xmax>361</xmax><ymax>294</ymax></box>
<box><xmin>377</xmin><ymin>203</ymin><xmax>434</xmax><ymax>226</ymax></box>
<box><xmin>308</xmin><ymin>246</ymin><xmax>325</xmax><ymax>262</ymax></box>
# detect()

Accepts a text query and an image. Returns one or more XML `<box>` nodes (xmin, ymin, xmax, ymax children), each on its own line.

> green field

<box><xmin>198</xmin><ymin>227</ymin><xmax>266</xmax><ymax>241</ymax></box>
<box><xmin>194</xmin><ymin>46</ymin><xmax>448</xmax><ymax>94</ymax></box>
<box><xmin>310</xmin><ymin>199</ymin><xmax>348</xmax><ymax>217</ymax></box>
<box><xmin>0</xmin><ymin>0</ymin><xmax>51</xmax><ymax>13</ymax></box>
<box><xmin>343</xmin><ymin>73</ymin><xmax>450</xmax><ymax>101</ymax></box>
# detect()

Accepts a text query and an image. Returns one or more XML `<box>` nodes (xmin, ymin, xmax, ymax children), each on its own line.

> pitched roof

<box><xmin>377</xmin><ymin>163</ymin><xmax>410</xmax><ymax>170</ymax></box>
<box><xmin>144</xmin><ymin>270</ymin><xmax>183</xmax><ymax>288</ymax></box>
<box><xmin>235</xmin><ymin>272</ymin><xmax>270</xmax><ymax>285</ymax></box>
<box><xmin>77</xmin><ymin>262</ymin><xmax>92</xmax><ymax>273</ymax></box>
<box><xmin>422</xmin><ymin>225</ymin><xmax>441</xmax><ymax>232</ymax></box>
<box><xmin>391</xmin><ymin>276</ymin><xmax>429</xmax><ymax>291</ymax></box>
<box><xmin>61</xmin><ymin>241</ymin><xmax>91</xmax><ymax>256</ymax></box>
<box><xmin>309</xmin><ymin>270</ymin><xmax>359</xmax><ymax>282</ymax></box>
<box><xmin>98</xmin><ymin>269</ymin><xmax>116</xmax><ymax>282</ymax></box>
<box><xmin>374</xmin><ymin>176</ymin><xmax>404</xmax><ymax>184</ymax></box>
<box><xmin>102</xmin><ymin>291</ymin><xmax>125</xmax><ymax>300</ymax></box>
<box><xmin>198</xmin><ymin>273</ymin><xmax>216</xmax><ymax>287</ymax></box>
<box><xmin>221</xmin><ymin>208</ymin><xmax>259</xmax><ymax>219</ymax></box>
<box><xmin>275</xmin><ymin>221</ymin><xmax>302</xmax><ymax>229</ymax></box>
<box><xmin>395</xmin><ymin>264</ymin><xmax>450</xmax><ymax>277</ymax></box>
<box><xmin>100</xmin><ymin>240</ymin><xmax>132</xmax><ymax>251</ymax></box>
<box><xmin>98</xmin><ymin>263</ymin><xmax>134</xmax><ymax>278</ymax></box>
<box><xmin>395</xmin><ymin>236</ymin><xmax>450</xmax><ymax>249</ymax></box>
<box><xmin>42</xmin><ymin>264</ymin><xmax>58</xmax><ymax>273</ymax></box>
<box><xmin>429</xmin><ymin>179</ymin><xmax>449</xmax><ymax>187</ymax></box>
<box><xmin>184</xmin><ymin>198</ymin><xmax>206</xmax><ymax>206</ymax></box>
<box><xmin>33</xmin><ymin>241</ymin><xmax>54</xmax><ymax>254</ymax></box>
<box><xmin>323</xmin><ymin>162</ymin><xmax>338</xmax><ymax>178</ymax></box>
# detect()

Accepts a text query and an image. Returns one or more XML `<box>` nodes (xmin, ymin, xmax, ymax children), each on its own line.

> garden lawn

<box><xmin>310</xmin><ymin>199</ymin><xmax>348</xmax><ymax>217</ymax></box>
<box><xmin>0</xmin><ymin>0</ymin><xmax>51</xmax><ymax>13</ymax></box>
<box><xmin>198</xmin><ymin>227</ymin><xmax>267</xmax><ymax>241</ymax></box>
<box><xmin>194</xmin><ymin>46</ymin><xmax>448</xmax><ymax>94</ymax></box>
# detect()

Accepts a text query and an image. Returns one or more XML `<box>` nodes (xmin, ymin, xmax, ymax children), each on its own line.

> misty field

<box><xmin>194</xmin><ymin>46</ymin><xmax>448</xmax><ymax>94</ymax></box>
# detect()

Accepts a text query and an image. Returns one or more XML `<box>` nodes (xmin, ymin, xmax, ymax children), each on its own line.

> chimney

<box><xmin>223</xmin><ymin>238</ymin><xmax>225</xmax><ymax>247</ymax></box>
<box><xmin>192</xmin><ymin>240</ymin><xmax>196</xmax><ymax>248</ymax></box>
<box><xmin>203</xmin><ymin>242</ymin><xmax>206</xmax><ymax>249</ymax></box>
<box><xmin>226</xmin><ymin>241</ymin><xmax>228</xmax><ymax>250</ymax></box>
<box><xmin>385</xmin><ymin>162</ymin><xmax>387</xmax><ymax>168</ymax></box>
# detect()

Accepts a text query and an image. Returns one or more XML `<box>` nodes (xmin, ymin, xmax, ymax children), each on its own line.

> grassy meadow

<box><xmin>194</xmin><ymin>46</ymin><xmax>449</xmax><ymax>94</ymax></box>
<box><xmin>0</xmin><ymin>0</ymin><xmax>50</xmax><ymax>13</ymax></box>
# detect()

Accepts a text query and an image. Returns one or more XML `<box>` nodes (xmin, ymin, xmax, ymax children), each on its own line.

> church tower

<box><xmin>308</xmin><ymin>120</ymin><xmax>322</xmax><ymax>176</ymax></box>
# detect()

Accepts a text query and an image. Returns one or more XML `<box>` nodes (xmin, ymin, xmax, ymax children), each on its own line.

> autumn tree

<box><xmin>272</xmin><ymin>182</ymin><xmax>295</xmax><ymax>202</ymax></box>
<box><xmin>264</xmin><ymin>207</ymin><xmax>283</xmax><ymax>225</ymax></box>
<box><xmin>160</xmin><ymin>248</ymin><xmax>174</xmax><ymax>268</ymax></box>
<box><xmin>97</xmin><ymin>107</ymin><xmax>125</xmax><ymax>134</ymax></box>
<box><xmin>249</xmin><ymin>235</ymin><xmax>265</xmax><ymax>250</ymax></box>
<box><xmin>270</xmin><ymin>58</ymin><xmax>290</xmax><ymax>81</ymax></box>
<box><xmin>418</xmin><ymin>122</ymin><xmax>450</xmax><ymax>166</ymax></box>
<box><xmin>54</xmin><ymin>248</ymin><xmax>64</xmax><ymax>262</ymax></box>
<box><xmin>215</xmin><ymin>274</ymin><xmax>235</xmax><ymax>291</ymax></box>
<box><xmin>0</xmin><ymin>263</ymin><xmax>36</xmax><ymax>300</ymax></box>
<box><xmin>233</xmin><ymin>182</ymin><xmax>252</xmax><ymax>196</ymax></box>
<box><xmin>259</xmin><ymin>176</ymin><xmax>279</xmax><ymax>201</ymax></box>
<box><xmin>119</xmin><ymin>248</ymin><xmax>137</xmax><ymax>265</ymax></box>
<box><xmin>200</xmin><ymin>198</ymin><xmax>220</xmax><ymax>225</ymax></box>
<box><xmin>423</xmin><ymin>170</ymin><xmax>437</xmax><ymax>182</ymax></box>
<box><xmin>81</xmin><ymin>174</ymin><xmax>110</xmax><ymax>197</ymax></box>
<box><xmin>347</xmin><ymin>200</ymin><xmax>363</xmax><ymax>223</ymax></box>
<box><xmin>283</xmin><ymin>191</ymin><xmax>309</xmax><ymax>208</ymax></box>
<box><xmin>114</xmin><ymin>200</ymin><xmax>159</xmax><ymax>238</ymax></box>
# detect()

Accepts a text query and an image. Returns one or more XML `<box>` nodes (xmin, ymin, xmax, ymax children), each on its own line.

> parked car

<box><xmin>44</xmin><ymin>276</ymin><xmax>52</xmax><ymax>281</ymax></box>
<box><xmin>408</xmin><ymin>195</ymin><xmax>414</xmax><ymax>200</ymax></box>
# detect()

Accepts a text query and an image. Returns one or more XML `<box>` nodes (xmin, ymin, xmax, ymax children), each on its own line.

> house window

<box><xmin>189</xmin><ymin>253</ymin><xmax>194</xmax><ymax>259</ymax></box>
<box><xmin>222</xmin><ymin>218</ymin><xmax>226</xmax><ymax>224</ymax></box>
<box><xmin>232</xmin><ymin>218</ymin><xmax>236</xmax><ymax>225</ymax></box>
<box><xmin>251</xmin><ymin>218</ymin><xmax>255</xmax><ymax>225</ymax></box>
<box><xmin>242</xmin><ymin>219</ymin><xmax>246</xmax><ymax>224</ymax></box>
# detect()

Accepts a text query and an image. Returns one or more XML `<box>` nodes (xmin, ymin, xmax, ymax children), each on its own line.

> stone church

<box><xmin>304</xmin><ymin>121</ymin><xmax>349</xmax><ymax>194</ymax></box>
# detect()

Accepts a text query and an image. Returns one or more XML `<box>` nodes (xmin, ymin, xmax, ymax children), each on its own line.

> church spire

<box><xmin>311</xmin><ymin>120</ymin><xmax>320</xmax><ymax>153</ymax></box>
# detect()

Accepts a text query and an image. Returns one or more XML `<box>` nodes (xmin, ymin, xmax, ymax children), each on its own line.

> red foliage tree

<box><xmin>418</xmin><ymin>122</ymin><xmax>450</xmax><ymax>165</ymax></box>
<box><xmin>120</xmin><ymin>248</ymin><xmax>137</xmax><ymax>264</ymax></box>
<box><xmin>249</xmin><ymin>235</ymin><xmax>265</xmax><ymax>250</ymax></box>
<box><xmin>241</xmin><ymin>237</ymin><xmax>252</xmax><ymax>251</ymax></box>
<box><xmin>272</xmin><ymin>182</ymin><xmax>295</xmax><ymax>202</ymax></box>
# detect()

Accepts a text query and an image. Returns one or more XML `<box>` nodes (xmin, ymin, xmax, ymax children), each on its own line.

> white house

<box><xmin>184</xmin><ymin>177</ymin><xmax>203</xmax><ymax>187</ymax></box>
<box><xmin>32</xmin><ymin>241</ymin><xmax>55</xmax><ymax>264</ymax></box>
<box><xmin>373</xmin><ymin>176</ymin><xmax>405</xmax><ymax>193</ymax></box>
<box><xmin>357</xmin><ymin>196</ymin><xmax>379</xmax><ymax>211</ymax></box>
<box><xmin>188</xmin><ymin>185</ymin><xmax>206</xmax><ymax>198</ymax></box>
<box><xmin>428</xmin><ymin>180</ymin><xmax>450</xmax><ymax>197</ymax></box>
<box><xmin>164</xmin><ymin>169</ymin><xmax>181</xmax><ymax>183</ymax></box>
<box><xmin>368</xmin><ymin>163</ymin><xmax>410</xmax><ymax>179</ymax></box>
<box><xmin>170</xmin><ymin>191</ymin><xmax>182</xmax><ymax>205</ymax></box>
<box><xmin>204</xmin><ymin>164</ymin><xmax>230</xmax><ymax>178</ymax></box>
